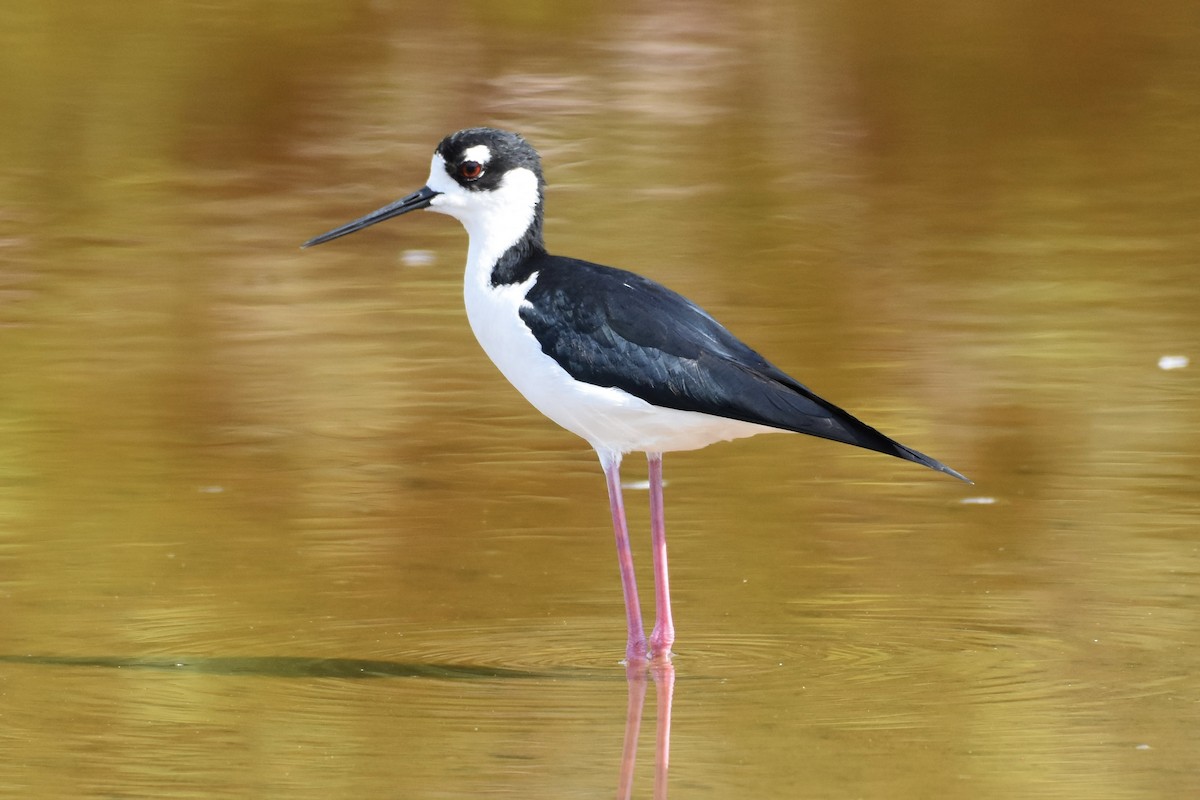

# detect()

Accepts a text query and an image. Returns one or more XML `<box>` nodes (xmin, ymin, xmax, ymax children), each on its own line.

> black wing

<box><xmin>518</xmin><ymin>253</ymin><xmax>968</xmax><ymax>481</ymax></box>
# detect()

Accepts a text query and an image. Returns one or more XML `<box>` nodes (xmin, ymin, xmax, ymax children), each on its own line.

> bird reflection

<box><xmin>619</xmin><ymin>661</ymin><xmax>675</xmax><ymax>799</ymax></box>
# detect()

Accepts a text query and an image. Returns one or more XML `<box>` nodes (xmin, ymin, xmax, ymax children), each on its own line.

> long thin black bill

<box><xmin>302</xmin><ymin>186</ymin><xmax>440</xmax><ymax>248</ymax></box>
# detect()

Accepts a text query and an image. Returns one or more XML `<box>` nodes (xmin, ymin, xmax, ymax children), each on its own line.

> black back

<box><xmin>518</xmin><ymin>252</ymin><xmax>967</xmax><ymax>480</ymax></box>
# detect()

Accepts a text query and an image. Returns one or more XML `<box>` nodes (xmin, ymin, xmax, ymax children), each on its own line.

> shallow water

<box><xmin>2</xmin><ymin>1</ymin><xmax>1199</xmax><ymax>797</ymax></box>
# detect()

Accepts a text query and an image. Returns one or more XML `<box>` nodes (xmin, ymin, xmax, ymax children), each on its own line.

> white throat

<box><xmin>424</xmin><ymin>154</ymin><xmax>540</xmax><ymax>291</ymax></box>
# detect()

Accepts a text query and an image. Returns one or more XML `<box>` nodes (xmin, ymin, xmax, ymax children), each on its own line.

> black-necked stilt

<box><xmin>303</xmin><ymin>127</ymin><xmax>969</xmax><ymax>663</ymax></box>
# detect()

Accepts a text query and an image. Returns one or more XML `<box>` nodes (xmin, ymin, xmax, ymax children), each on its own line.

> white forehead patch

<box><xmin>462</xmin><ymin>144</ymin><xmax>492</xmax><ymax>165</ymax></box>
<box><xmin>426</xmin><ymin>153</ymin><xmax>456</xmax><ymax>193</ymax></box>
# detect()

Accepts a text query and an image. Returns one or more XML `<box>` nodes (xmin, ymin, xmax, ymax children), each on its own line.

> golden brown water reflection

<box><xmin>2</xmin><ymin>1</ymin><xmax>1199</xmax><ymax>797</ymax></box>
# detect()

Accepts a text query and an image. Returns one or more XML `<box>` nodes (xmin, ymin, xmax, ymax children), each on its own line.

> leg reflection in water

<box><xmin>617</xmin><ymin>660</ymin><xmax>675</xmax><ymax>799</ymax></box>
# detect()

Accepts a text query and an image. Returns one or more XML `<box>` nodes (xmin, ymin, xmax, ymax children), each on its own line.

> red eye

<box><xmin>459</xmin><ymin>161</ymin><xmax>483</xmax><ymax>181</ymax></box>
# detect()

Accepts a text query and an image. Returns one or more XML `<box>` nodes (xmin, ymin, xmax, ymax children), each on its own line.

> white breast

<box><xmin>462</xmin><ymin>272</ymin><xmax>779</xmax><ymax>457</ymax></box>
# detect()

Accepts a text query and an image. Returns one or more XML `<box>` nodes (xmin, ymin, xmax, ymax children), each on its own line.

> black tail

<box><xmin>710</xmin><ymin>358</ymin><xmax>970</xmax><ymax>482</ymax></box>
<box><xmin>769</xmin><ymin>378</ymin><xmax>972</xmax><ymax>483</ymax></box>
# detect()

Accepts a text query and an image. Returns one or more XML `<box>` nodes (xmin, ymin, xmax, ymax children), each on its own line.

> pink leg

<box><xmin>647</xmin><ymin>452</ymin><xmax>675</xmax><ymax>660</ymax></box>
<box><xmin>600</xmin><ymin>449</ymin><xmax>647</xmax><ymax>662</ymax></box>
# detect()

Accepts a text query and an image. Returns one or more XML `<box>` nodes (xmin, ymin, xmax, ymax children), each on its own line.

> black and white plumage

<box><xmin>304</xmin><ymin>127</ymin><xmax>969</xmax><ymax>664</ymax></box>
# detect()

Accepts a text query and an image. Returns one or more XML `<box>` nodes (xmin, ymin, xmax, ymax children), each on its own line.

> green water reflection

<box><xmin>2</xmin><ymin>1</ymin><xmax>1198</xmax><ymax>798</ymax></box>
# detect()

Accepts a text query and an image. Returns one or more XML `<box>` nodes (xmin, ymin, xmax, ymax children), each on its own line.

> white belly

<box><xmin>463</xmin><ymin>272</ymin><xmax>781</xmax><ymax>456</ymax></box>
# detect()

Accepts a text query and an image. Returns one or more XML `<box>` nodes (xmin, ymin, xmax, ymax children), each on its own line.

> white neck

<box><xmin>424</xmin><ymin>154</ymin><xmax>541</xmax><ymax>293</ymax></box>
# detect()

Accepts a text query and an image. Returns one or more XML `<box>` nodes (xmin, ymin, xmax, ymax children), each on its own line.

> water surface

<box><xmin>1</xmin><ymin>1</ymin><xmax>1198</xmax><ymax>797</ymax></box>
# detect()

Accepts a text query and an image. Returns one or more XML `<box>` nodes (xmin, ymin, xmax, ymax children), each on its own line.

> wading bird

<box><xmin>303</xmin><ymin>127</ymin><xmax>968</xmax><ymax>663</ymax></box>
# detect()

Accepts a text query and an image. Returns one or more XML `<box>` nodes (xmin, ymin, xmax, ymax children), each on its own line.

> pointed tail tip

<box><xmin>899</xmin><ymin>444</ymin><xmax>972</xmax><ymax>484</ymax></box>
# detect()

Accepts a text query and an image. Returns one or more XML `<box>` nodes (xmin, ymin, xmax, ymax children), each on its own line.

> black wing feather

<box><xmin>517</xmin><ymin>253</ymin><xmax>967</xmax><ymax>481</ymax></box>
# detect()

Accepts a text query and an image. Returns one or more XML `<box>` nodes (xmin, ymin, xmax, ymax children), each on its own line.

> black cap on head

<box><xmin>435</xmin><ymin>127</ymin><xmax>545</xmax><ymax>193</ymax></box>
